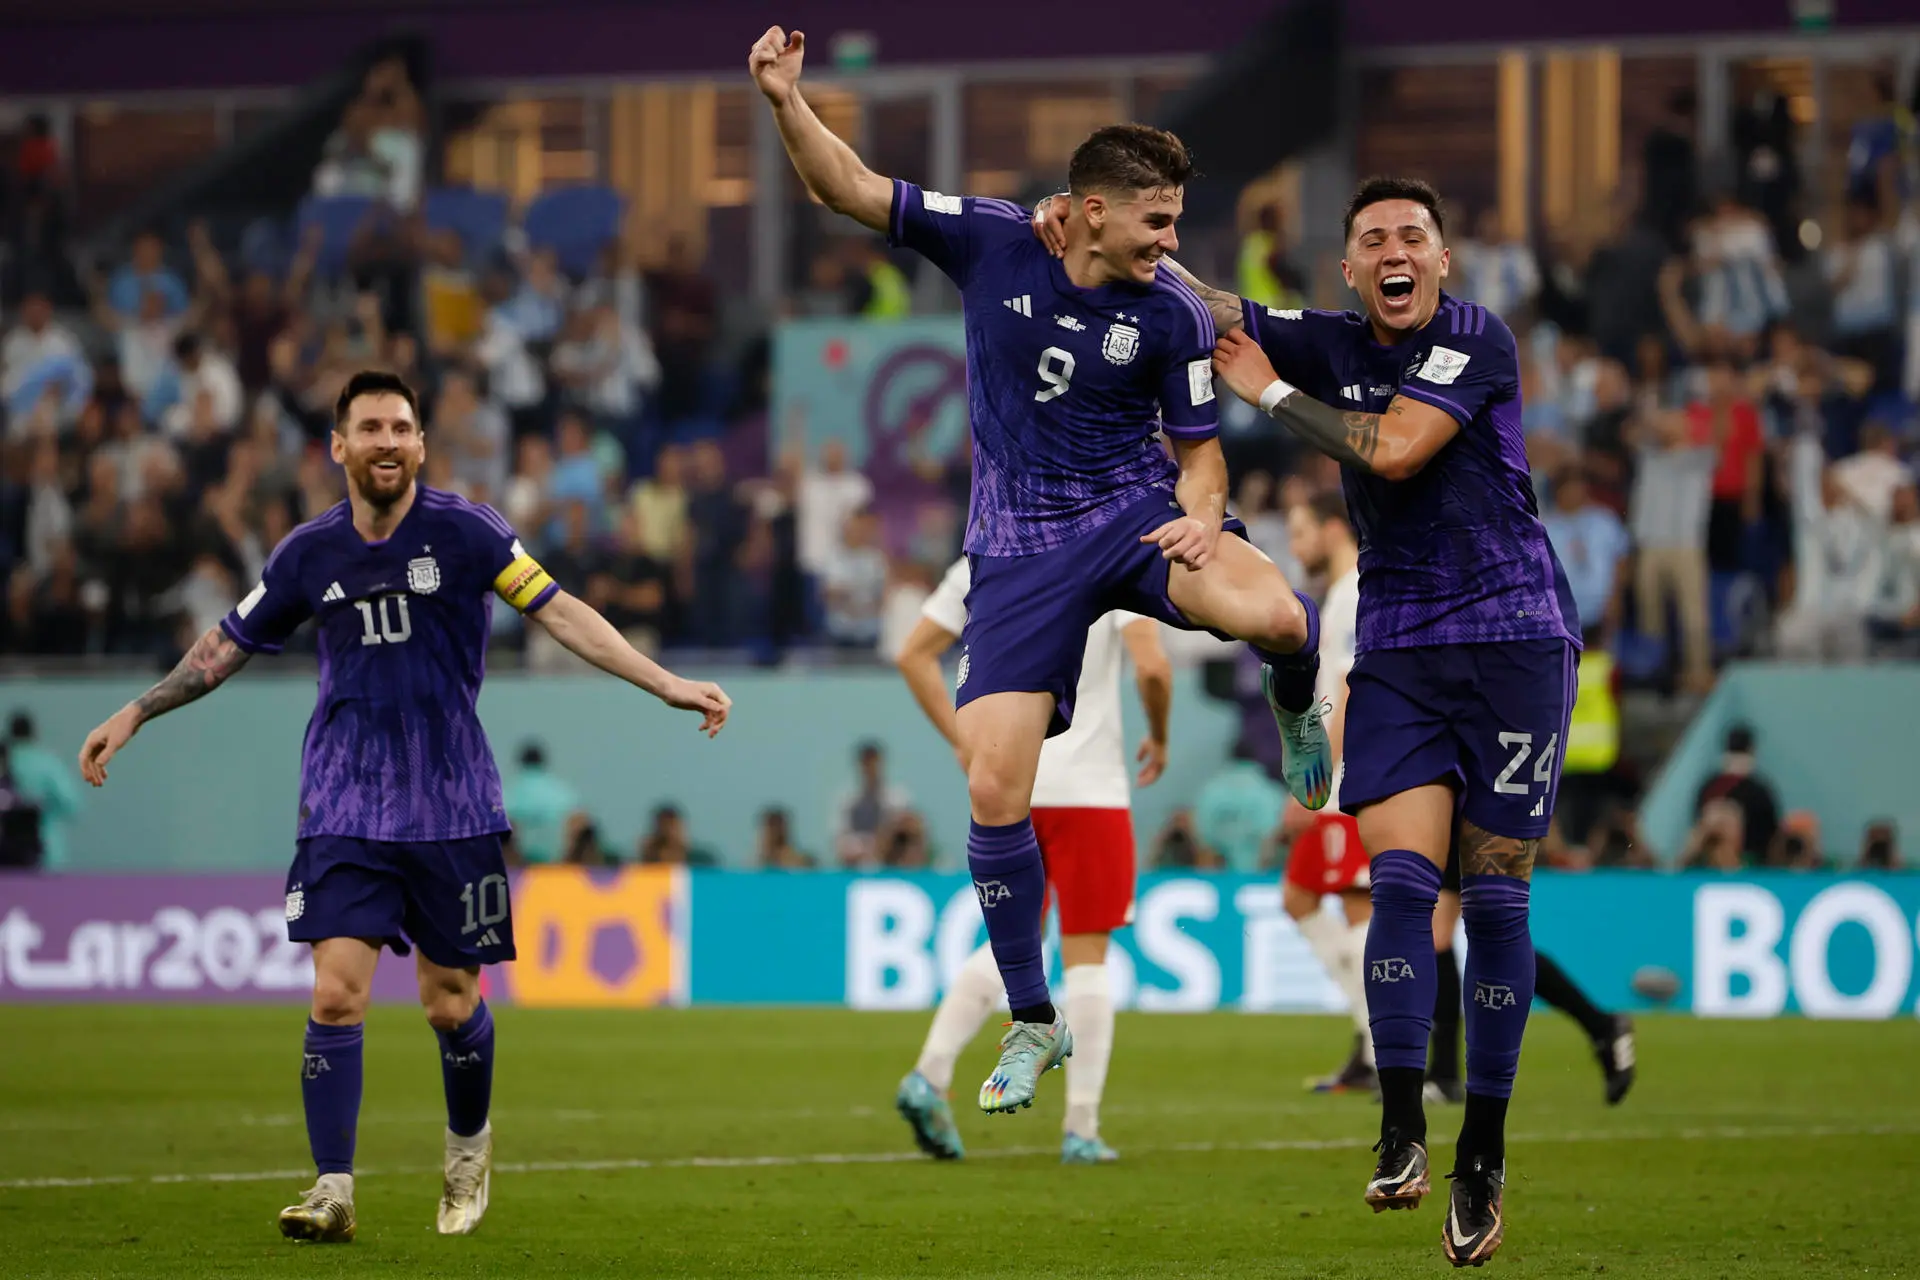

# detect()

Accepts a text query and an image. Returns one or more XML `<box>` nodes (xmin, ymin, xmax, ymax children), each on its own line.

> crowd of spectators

<box><xmin>0</xmin><ymin>58</ymin><xmax>931</xmax><ymax>667</ymax></box>
<box><xmin>1</xmin><ymin>59</ymin><xmax>1913</xmax><ymax>872</ymax></box>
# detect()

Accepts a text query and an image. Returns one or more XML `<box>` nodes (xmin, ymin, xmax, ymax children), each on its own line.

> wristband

<box><xmin>1257</xmin><ymin>379</ymin><xmax>1298</xmax><ymax>415</ymax></box>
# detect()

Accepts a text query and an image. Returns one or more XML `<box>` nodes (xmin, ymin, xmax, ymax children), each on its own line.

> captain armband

<box><xmin>493</xmin><ymin>541</ymin><xmax>557</xmax><ymax>613</ymax></box>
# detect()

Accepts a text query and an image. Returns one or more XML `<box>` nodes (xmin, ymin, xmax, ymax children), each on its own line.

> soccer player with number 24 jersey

<box><xmin>1200</xmin><ymin>178</ymin><xmax>1578</xmax><ymax>1268</ymax></box>
<box><xmin>1042</xmin><ymin>175</ymin><xmax>1581</xmax><ymax>1263</ymax></box>
<box><xmin>78</xmin><ymin>370</ymin><xmax>731</xmax><ymax>1244</ymax></box>
<box><xmin>752</xmin><ymin>23</ymin><xmax>1332</xmax><ymax>1119</ymax></box>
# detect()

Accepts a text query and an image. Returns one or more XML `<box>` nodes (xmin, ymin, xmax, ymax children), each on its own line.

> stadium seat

<box><xmin>522</xmin><ymin>186</ymin><xmax>624</xmax><ymax>278</ymax></box>
<box><xmin>423</xmin><ymin>187</ymin><xmax>511</xmax><ymax>262</ymax></box>
<box><xmin>294</xmin><ymin>194</ymin><xmax>378</xmax><ymax>276</ymax></box>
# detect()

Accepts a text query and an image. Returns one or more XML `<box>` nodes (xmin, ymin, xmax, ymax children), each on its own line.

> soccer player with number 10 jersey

<box><xmin>78</xmin><ymin>370</ymin><xmax>732</xmax><ymax>1244</ymax></box>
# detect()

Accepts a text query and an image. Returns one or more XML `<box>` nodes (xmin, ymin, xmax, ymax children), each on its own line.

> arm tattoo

<box><xmin>132</xmin><ymin>626</ymin><xmax>251</xmax><ymax>726</ymax></box>
<box><xmin>1458</xmin><ymin>822</ymin><xmax>1539</xmax><ymax>882</ymax></box>
<box><xmin>1267</xmin><ymin>392</ymin><xmax>1400</xmax><ymax>474</ymax></box>
<box><xmin>1161</xmin><ymin>258</ymin><xmax>1244</xmax><ymax>333</ymax></box>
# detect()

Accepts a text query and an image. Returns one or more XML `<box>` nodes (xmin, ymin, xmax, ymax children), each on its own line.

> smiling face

<box><xmin>332</xmin><ymin>390</ymin><xmax>424</xmax><ymax>510</ymax></box>
<box><xmin>1342</xmin><ymin>197</ymin><xmax>1449</xmax><ymax>337</ymax></box>
<box><xmin>1085</xmin><ymin>185</ymin><xmax>1184</xmax><ymax>285</ymax></box>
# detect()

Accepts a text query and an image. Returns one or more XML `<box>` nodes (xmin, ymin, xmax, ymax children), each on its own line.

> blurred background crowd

<box><xmin>0</xmin><ymin>9</ymin><xmax>1914</xmax><ymax>873</ymax></box>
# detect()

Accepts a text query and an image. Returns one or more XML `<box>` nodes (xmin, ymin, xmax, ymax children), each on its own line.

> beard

<box><xmin>346</xmin><ymin>454</ymin><xmax>419</xmax><ymax>508</ymax></box>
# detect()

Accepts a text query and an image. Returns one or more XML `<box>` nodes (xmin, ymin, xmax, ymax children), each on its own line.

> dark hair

<box><xmin>856</xmin><ymin>740</ymin><xmax>884</xmax><ymax>762</ymax></box>
<box><xmin>518</xmin><ymin>741</ymin><xmax>547</xmax><ymax>768</ymax></box>
<box><xmin>1305</xmin><ymin>490</ymin><xmax>1350</xmax><ymax>529</ymax></box>
<box><xmin>1067</xmin><ymin>124</ymin><xmax>1195</xmax><ymax>198</ymax></box>
<box><xmin>333</xmin><ymin>369</ymin><xmax>421</xmax><ymax>433</ymax></box>
<box><xmin>171</xmin><ymin>331</ymin><xmax>201</xmax><ymax>362</ymax></box>
<box><xmin>7</xmin><ymin>712</ymin><xmax>32</xmax><ymax>742</ymax></box>
<box><xmin>1342</xmin><ymin>176</ymin><xmax>1447</xmax><ymax>242</ymax></box>
<box><xmin>1725</xmin><ymin>724</ymin><xmax>1756</xmax><ymax>754</ymax></box>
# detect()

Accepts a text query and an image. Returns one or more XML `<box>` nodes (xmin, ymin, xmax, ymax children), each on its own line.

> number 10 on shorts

<box><xmin>460</xmin><ymin>874</ymin><xmax>509</xmax><ymax>935</ymax></box>
<box><xmin>1493</xmin><ymin>731</ymin><xmax>1559</xmax><ymax>795</ymax></box>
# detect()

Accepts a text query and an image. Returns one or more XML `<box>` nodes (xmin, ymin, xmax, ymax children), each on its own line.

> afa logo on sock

<box><xmin>302</xmin><ymin>1053</ymin><xmax>330</xmax><ymax>1080</ymax></box>
<box><xmin>1474</xmin><ymin>981</ymin><xmax>1517</xmax><ymax>1009</ymax></box>
<box><xmin>974</xmin><ymin>880</ymin><xmax>1012</xmax><ymax>909</ymax></box>
<box><xmin>1370</xmin><ymin>957</ymin><xmax>1416</xmax><ymax>983</ymax></box>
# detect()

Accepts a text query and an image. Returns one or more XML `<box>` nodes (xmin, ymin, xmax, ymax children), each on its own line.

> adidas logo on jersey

<box><xmin>1341</xmin><ymin>385</ymin><xmax>1363</xmax><ymax>402</ymax></box>
<box><xmin>322</xmin><ymin>582</ymin><xmax>346</xmax><ymax>603</ymax></box>
<box><xmin>1003</xmin><ymin>295</ymin><xmax>1032</xmax><ymax>317</ymax></box>
<box><xmin>1530</xmin><ymin>797</ymin><xmax>1545</xmax><ymax>818</ymax></box>
<box><xmin>475</xmin><ymin>929</ymin><xmax>502</xmax><ymax>948</ymax></box>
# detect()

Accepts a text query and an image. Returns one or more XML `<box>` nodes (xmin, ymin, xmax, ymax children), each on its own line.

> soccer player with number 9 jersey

<box><xmin>77</xmin><ymin>370</ymin><xmax>731</xmax><ymax>1244</ymax></box>
<box><xmin>751</xmin><ymin>23</ymin><xmax>1332</xmax><ymax>1119</ymax></box>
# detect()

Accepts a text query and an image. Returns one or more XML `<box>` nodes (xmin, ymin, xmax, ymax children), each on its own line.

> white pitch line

<box><xmin>2</xmin><ymin>1121</ymin><xmax>1914</xmax><ymax>1193</ymax></box>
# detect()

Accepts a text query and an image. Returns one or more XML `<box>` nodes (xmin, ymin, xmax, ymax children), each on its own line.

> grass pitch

<box><xmin>1</xmin><ymin>1006</ymin><xmax>1917</xmax><ymax>1277</ymax></box>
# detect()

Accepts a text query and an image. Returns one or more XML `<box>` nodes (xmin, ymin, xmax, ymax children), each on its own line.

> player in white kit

<box><xmin>1277</xmin><ymin>493</ymin><xmax>1375</xmax><ymax>1093</ymax></box>
<box><xmin>893</xmin><ymin>557</ymin><xmax>1172</xmax><ymax>1164</ymax></box>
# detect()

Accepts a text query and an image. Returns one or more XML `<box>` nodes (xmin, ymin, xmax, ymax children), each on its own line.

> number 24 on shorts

<box><xmin>1493</xmin><ymin>731</ymin><xmax>1558</xmax><ymax>795</ymax></box>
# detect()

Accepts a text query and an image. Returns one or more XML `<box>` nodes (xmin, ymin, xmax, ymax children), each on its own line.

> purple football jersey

<box><xmin>221</xmin><ymin>486</ymin><xmax>560</xmax><ymax>842</ymax></box>
<box><xmin>1243</xmin><ymin>293</ymin><xmax>1579</xmax><ymax>652</ymax></box>
<box><xmin>888</xmin><ymin>180</ymin><xmax>1219</xmax><ymax>557</ymax></box>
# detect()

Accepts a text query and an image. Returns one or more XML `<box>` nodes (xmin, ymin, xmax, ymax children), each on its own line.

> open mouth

<box><xmin>372</xmin><ymin>460</ymin><xmax>403</xmax><ymax>478</ymax></box>
<box><xmin>1380</xmin><ymin>273</ymin><xmax>1415</xmax><ymax>302</ymax></box>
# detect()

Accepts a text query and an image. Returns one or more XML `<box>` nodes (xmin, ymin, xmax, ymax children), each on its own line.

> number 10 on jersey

<box><xmin>355</xmin><ymin>594</ymin><xmax>413</xmax><ymax>646</ymax></box>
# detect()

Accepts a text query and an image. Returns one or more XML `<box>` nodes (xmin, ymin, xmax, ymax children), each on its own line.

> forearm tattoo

<box><xmin>133</xmin><ymin>627</ymin><xmax>250</xmax><ymax>725</ymax></box>
<box><xmin>1458</xmin><ymin>821</ymin><xmax>1540</xmax><ymax>882</ymax></box>
<box><xmin>1268</xmin><ymin>392</ymin><xmax>1400</xmax><ymax>474</ymax></box>
<box><xmin>1162</xmin><ymin>259</ymin><xmax>1244</xmax><ymax>333</ymax></box>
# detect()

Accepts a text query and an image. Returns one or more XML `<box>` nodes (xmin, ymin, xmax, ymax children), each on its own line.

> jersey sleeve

<box><xmin>1396</xmin><ymin>306</ymin><xmax>1520</xmax><ymax>429</ymax></box>
<box><xmin>465</xmin><ymin>502</ymin><xmax>560</xmax><ymax>614</ymax></box>
<box><xmin>1157</xmin><ymin>276</ymin><xmax>1219</xmax><ymax>440</ymax></box>
<box><xmin>887</xmin><ymin>180</ymin><xmax>1031</xmax><ymax>289</ymax></box>
<box><xmin>221</xmin><ymin>537</ymin><xmax>313</xmax><ymax>655</ymax></box>
<box><xmin>1242</xmin><ymin>301</ymin><xmax>1346</xmax><ymax>387</ymax></box>
<box><xmin>920</xmin><ymin>559</ymin><xmax>970</xmax><ymax>636</ymax></box>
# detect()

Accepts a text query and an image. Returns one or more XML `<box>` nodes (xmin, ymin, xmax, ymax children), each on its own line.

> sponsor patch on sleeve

<box><xmin>1187</xmin><ymin>358</ymin><xmax>1216</xmax><ymax>406</ymax></box>
<box><xmin>1416</xmin><ymin>345</ymin><xmax>1471</xmax><ymax>386</ymax></box>
<box><xmin>236</xmin><ymin>582</ymin><xmax>266</xmax><ymax>619</ymax></box>
<box><xmin>493</xmin><ymin>554</ymin><xmax>556</xmax><ymax>612</ymax></box>
<box><xmin>923</xmin><ymin>191</ymin><xmax>962</xmax><ymax>216</ymax></box>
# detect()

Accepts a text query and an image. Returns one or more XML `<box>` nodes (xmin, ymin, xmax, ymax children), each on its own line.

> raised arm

<box><xmin>749</xmin><ymin>27</ymin><xmax>892</xmax><ymax>232</ymax></box>
<box><xmin>527</xmin><ymin>589</ymin><xmax>731</xmax><ymax>736</ymax></box>
<box><xmin>1211</xmin><ymin>329</ymin><xmax>1460</xmax><ymax>482</ymax></box>
<box><xmin>78</xmin><ymin>626</ymin><xmax>252</xmax><ymax>785</ymax></box>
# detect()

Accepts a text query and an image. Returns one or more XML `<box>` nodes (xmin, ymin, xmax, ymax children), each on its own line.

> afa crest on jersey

<box><xmin>1101</xmin><ymin>322</ymin><xmax>1141</xmax><ymax>366</ymax></box>
<box><xmin>406</xmin><ymin>555</ymin><xmax>441</xmax><ymax>594</ymax></box>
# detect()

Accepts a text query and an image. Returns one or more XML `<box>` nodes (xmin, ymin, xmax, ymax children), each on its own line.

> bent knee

<box><xmin>421</xmin><ymin>986</ymin><xmax>479</xmax><ymax>1033</ymax></box>
<box><xmin>966</xmin><ymin>767</ymin><xmax>1030</xmax><ymax>826</ymax></box>
<box><xmin>1254</xmin><ymin>590</ymin><xmax>1307</xmax><ymax>653</ymax></box>
<box><xmin>311</xmin><ymin>976</ymin><xmax>370</xmax><ymax>1025</ymax></box>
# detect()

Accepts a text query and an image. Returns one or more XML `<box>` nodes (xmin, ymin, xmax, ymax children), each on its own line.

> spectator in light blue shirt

<box><xmin>545</xmin><ymin>411</ymin><xmax>608</xmax><ymax>545</ymax></box>
<box><xmin>502</xmin><ymin>741</ymin><xmax>586</xmax><ymax>866</ymax></box>
<box><xmin>1192</xmin><ymin>748</ymin><xmax>1287</xmax><ymax>873</ymax></box>
<box><xmin>1543</xmin><ymin>467</ymin><xmax>1630</xmax><ymax>641</ymax></box>
<box><xmin>6</xmin><ymin>712</ymin><xmax>80</xmax><ymax>870</ymax></box>
<box><xmin>106</xmin><ymin>231</ymin><xmax>191</xmax><ymax>320</ymax></box>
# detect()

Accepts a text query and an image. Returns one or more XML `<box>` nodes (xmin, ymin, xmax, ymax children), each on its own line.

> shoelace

<box><xmin>1444</xmin><ymin>1164</ymin><xmax>1501</xmax><ymax>1217</ymax></box>
<box><xmin>1284</xmin><ymin>697</ymin><xmax>1331</xmax><ymax>747</ymax></box>
<box><xmin>302</xmin><ymin>1192</ymin><xmax>349</xmax><ymax>1220</ymax></box>
<box><xmin>444</xmin><ymin>1149</ymin><xmax>486</xmax><ymax>1200</ymax></box>
<box><xmin>997</xmin><ymin>1021</ymin><xmax>1054</xmax><ymax>1066</ymax></box>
